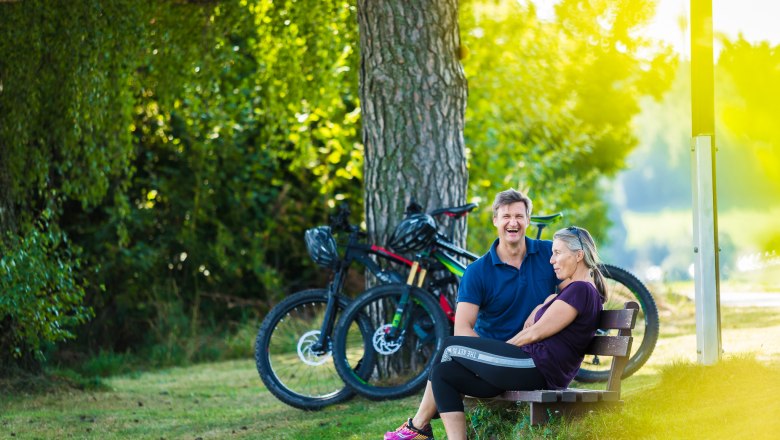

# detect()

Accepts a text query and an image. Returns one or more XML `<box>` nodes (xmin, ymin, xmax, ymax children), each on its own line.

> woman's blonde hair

<box><xmin>552</xmin><ymin>226</ymin><xmax>607</xmax><ymax>302</ymax></box>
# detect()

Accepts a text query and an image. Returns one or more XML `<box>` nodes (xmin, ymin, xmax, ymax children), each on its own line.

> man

<box><xmin>456</xmin><ymin>188</ymin><xmax>561</xmax><ymax>338</ymax></box>
<box><xmin>385</xmin><ymin>189</ymin><xmax>562</xmax><ymax>440</ymax></box>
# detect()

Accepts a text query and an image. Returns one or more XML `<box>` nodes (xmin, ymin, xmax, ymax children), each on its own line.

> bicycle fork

<box><xmin>386</xmin><ymin>261</ymin><xmax>427</xmax><ymax>340</ymax></box>
<box><xmin>311</xmin><ymin>264</ymin><xmax>347</xmax><ymax>355</ymax></box>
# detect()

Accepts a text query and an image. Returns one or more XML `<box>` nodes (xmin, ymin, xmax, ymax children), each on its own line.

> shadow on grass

<box><xmin>0</xmin><ymin>366</ymin><xmax>108</xmax><ymax>398</ymax></box>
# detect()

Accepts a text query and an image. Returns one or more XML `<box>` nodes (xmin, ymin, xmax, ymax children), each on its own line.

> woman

<box><xmin>384</xmin><ymin>226</ymin><xmax>607</xmax><ymax>440</ymax></box>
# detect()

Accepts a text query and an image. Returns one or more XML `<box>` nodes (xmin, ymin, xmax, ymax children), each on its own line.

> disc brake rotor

<box><xmin>372</xmin><ymin>324</ymin><xmax>404</xmax><ymax>355</ymax></box>
<box><xmin>296</xmin><ymin>330</ymin><xmax>330</xmax><ymax>366</ymax></box>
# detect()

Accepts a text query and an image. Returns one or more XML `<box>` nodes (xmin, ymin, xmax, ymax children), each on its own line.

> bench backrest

<box><xmin>583</xmin><ymin>301</ymin><xmax>639</xmax><ymax>393</ymax></box>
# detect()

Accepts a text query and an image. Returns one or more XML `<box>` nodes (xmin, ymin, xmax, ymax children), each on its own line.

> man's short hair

<box><xmin>492</xmin><ymin>189</ymin><xmax>533</xmax><ymax>218</ymax></box>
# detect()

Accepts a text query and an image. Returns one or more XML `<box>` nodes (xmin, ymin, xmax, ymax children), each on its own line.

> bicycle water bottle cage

<box><xmin>304</xmin><ymin>226</ymin><xmax>339</xmax><ymax>269</ymax></box>
<box><xmin>387</xmin><ymin>213</ymin><xmax>437</xmax><ymax>253</ymax></box>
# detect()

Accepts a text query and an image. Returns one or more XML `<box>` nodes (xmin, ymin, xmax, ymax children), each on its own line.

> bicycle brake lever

<box><xmin>329</xmin><ymin>203</ymin><xmax>352</xmax><ymax>232</ymax></box>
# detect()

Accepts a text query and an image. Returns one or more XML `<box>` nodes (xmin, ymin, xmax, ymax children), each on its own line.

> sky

<box><xmin>529</xmin><ymin>0</ymin><xmax>780</xmax><ymax>56</ymax></box>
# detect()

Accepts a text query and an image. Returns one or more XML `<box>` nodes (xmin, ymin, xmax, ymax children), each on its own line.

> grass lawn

<box><xmin>2</xmin><ymin>290</ymin><xmax>780</xmax><ymax>439</ymax></box>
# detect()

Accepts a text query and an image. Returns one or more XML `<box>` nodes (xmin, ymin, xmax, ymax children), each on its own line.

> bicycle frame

<box><xmin>308</xmin><ymin>200</ymin><xmax>486</xmax><ymax>355</ymax></box>
<box><xmin>310</xmin><ymin>232</ymin><xmax>412</xmax><ymax>354</ymax></box>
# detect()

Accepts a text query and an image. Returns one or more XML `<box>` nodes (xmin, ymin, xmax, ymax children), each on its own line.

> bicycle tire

<box><xmin>575</xmin><ymin>264</ymin><xmax>660</xmax><ymax>383</ymax></box>
<box><xmin>254</xmin><ymin>289</ymin><xmax>373</xmax><ymax>410</ymax></box>
<box><xmin>332</xmin><ymin>283</ymin><xmax>449</xmax><ymax>400</ymax></box>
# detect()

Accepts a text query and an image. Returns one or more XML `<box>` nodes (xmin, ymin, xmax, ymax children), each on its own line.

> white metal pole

<box><xmin>690</xmin><ymin>0</ymin><xmax>721</xmax><ymax>365</ymax></box>
<box><xmin>691</xmin><ymin>135</ymin><xmax>721</xmax><ymax>364</ymax></box>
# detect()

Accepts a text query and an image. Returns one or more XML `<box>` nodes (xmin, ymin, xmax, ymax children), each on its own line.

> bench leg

<box><xmin>528</xmin><ymin>401</ymin><xmax>623</xmax><ymax>425</ymax></box>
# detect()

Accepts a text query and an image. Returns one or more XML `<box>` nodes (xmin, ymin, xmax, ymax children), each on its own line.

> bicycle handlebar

<box><xmin>329</xmin><ymin>203</ymin><xmax>354</xmax><ymax>233</ymax></box>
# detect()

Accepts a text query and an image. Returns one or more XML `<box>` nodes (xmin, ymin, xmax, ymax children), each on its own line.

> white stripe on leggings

<box><xmin>441</xmin><ymin>345</ymin><xmax>536</xmax><ymax>369</ymax></box>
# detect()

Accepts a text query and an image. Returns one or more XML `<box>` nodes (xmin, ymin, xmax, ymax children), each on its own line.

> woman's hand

<box><xmin>523</xmin><ymin>314</ymin><xmax>535</xmax><ymax>329</ymax></box>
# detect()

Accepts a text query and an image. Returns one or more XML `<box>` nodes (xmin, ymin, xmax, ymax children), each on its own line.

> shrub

<box><xmin>0</xmin><ymin>220</ymin><xmax>93</xmax><ymax>367</ymax></box>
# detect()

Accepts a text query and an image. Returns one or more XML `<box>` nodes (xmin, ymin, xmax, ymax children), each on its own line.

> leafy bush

<box><xmin>0</xmin><ymin>220</ymin><xmax>93</xmax><ymax>366</ymax></box>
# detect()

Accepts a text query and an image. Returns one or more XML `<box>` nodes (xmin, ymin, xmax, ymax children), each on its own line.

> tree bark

<box><xmin>358</xmin><ymin>0</ymin><xmax>469</xmax><ymax>250</ymax></box>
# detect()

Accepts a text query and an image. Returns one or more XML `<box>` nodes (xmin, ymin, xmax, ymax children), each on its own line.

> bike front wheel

<box><xmin>575</xmin><ymin>264</ymin><xmax>660</xmax><ymax>383</ymax></box>
<box><xmin>332</xmin><ymin>284</ymin><xmax>449</xmax><ymax>400</ymax></box>
<box><xmin>254</xmin><ymin>289</ymin><xmax>372</xmax><ymax>410</ymax></box>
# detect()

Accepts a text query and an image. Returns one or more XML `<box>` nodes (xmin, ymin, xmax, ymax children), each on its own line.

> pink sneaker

<box><xmin>384</xmin><ymin>418</ymin><xmax>434</xmax><ymax>440</ymax></box>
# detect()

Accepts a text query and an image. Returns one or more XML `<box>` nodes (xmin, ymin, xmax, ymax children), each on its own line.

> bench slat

<box><xmin>585</xmin><ymin>334</ymin><xmax>632</xmax><ymax>357</ymax></box>
<box><xmin>496</xmin><ymin>390</ymin><xmax>558</xmax><ymax>403</ymax></box>
<box><xmin>561</xmin><ymin>389</ymin><xmax>600</xmax><ymax>402</ymax></box>
<box><xmin>560</xmin><ymin>388</ymin><xmax>619</xmax><ymax>402</ymax></box>
<box><xmin>597</xmin><ymin>308</ymin><xmax>638</xmax><ymax>330</ymax></box>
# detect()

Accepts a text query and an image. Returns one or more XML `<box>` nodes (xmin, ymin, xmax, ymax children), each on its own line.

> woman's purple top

<box><xmin>521</xmin><ymin>281</ymin><xmax>603</xmax><ymax>389</ymax></box>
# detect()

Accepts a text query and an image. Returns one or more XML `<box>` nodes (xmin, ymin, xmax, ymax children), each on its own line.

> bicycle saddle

<box><xmin>429</xmin><ymin>203</ymin><xmax>478</xmax><ymax>218</ymax></box>
<box><xmin>530</xmin><ymin>212</ymin><xmax>563</xmax><ymax>225</ymax></box>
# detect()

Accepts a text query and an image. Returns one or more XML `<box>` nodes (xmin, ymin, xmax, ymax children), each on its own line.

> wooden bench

<box><xmin>466</xmin><ymin>301</ymin><xmax>640</xmax><ymax>425</ymax></box>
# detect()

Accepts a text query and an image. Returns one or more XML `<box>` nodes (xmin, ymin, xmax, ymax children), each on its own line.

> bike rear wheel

<box><xmin>332</xmin><ymin>284</ymin><xmax>449</xmax><ymax>400</ymax></box>
<box><xmin>575</xmin><ymin>264</ymin><xmax>660</xmax><ymax>383</ymax></box>
<box><xmin>254</xmin><ymin>289</ymin><xmax>373</xmax><ymax>410</ymax></box>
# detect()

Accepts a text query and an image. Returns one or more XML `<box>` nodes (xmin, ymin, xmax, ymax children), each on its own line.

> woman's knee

<box><xmin>429</xmin><ymin>361</ymin><xmax>446</xmax><ymax>383</ymax></box>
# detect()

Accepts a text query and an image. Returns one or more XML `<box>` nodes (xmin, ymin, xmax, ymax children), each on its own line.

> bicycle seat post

<box><xmin>535</xmin><ymin>223</ymin><xmax>546</xmax><ymax>240</ymax></box>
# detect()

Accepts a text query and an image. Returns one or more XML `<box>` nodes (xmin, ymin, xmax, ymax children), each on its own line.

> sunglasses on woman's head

<box><xmin>567</xmin><ymin>226</ymin><xmax>584</xmax><ymax>250</ymax></box>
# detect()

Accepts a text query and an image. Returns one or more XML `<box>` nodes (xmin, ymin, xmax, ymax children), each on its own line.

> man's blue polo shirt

<box><xmin>457</xmin><ymin>237</ymin><xmax>559</xmax><ymax>340</ymax></box>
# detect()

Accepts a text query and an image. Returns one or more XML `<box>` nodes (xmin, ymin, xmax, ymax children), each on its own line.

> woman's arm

<box><xmin>523</xmin><ymin>293</ymin><xmax>558</xmax><ymax>329</ymax></box>
<box><xmin>506</xmin><ymin>299</ymin><xmax>577</xmax><ymax>347</ymax></box>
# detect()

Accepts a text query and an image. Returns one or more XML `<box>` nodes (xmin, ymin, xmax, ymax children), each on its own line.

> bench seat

<box><xmin>466</xmin><ymin>301</ymin><xmax>639</xmax><ymax>425</ymax></box>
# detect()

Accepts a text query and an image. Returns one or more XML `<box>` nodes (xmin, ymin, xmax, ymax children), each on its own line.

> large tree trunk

<box><xmin>358</xmin><ymin>0</ymin><xmax>469</xmax><ymax>250</ymax></box>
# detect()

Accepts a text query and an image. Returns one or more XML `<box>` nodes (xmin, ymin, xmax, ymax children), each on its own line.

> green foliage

<box><xmin>80</xmin><ymin>0</ymin><xmax>363</xmax><ymax>351</ymax></box>
<box><xmin>1</xmin><ymin>0</ymin><xmax>362</xmax><ymax>366</ymax></box>
<box><xmin>0</xmin><ymin>0</ymin><xmax>140</xmax><ymax>221</ymax></box>
<box><xmin>715</xmin><ymin>37</ymin><xmax>780</xmax><ymax>208</ymax></box>
<box><xmin>0</xmin><ymin>219</ymin><xmax>93</xmax><ymax>363</ymax></box>
<box><xmin>73</xmin><ymin>349</ymin><xmax>136</xmax><ymax>379</ymax></box>
<box><xmin>467</xmin><ymin>401</ymin><xmax>581</xmax><ymax>440</ymax></box>
<box><xmin>0</xmin><ymin>0</ymin><xmax>682</xmax><ymax>369</ymax></box>
<box><xmin>468</xmin><ymin>402</ymin><xmax>518</xmax><ymax>439</ymax></box>
<box><xmin>0</xmin><ymin>0</ymin><xmax>142</xmax><ymax>367</ymax></box>
<box><xmin>461</xmin><ymin>1</ymin><xmax>676</xmax><ymax>250</ymax></box>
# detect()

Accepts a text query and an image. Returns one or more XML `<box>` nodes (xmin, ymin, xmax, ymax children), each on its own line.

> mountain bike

<box><xmin>331</xmin><ymin>213</ymin><xmax>659</xmax><ymax>400</ymax></box>
<box><xmin>330</xmin><ymin>211</ymin><xmax>476</xmax><ymax>400</ymax></box>
<box><xmin>254</xmin><ymin>202</ymin><xmax>477</xmax><ymax>410</ymax></box>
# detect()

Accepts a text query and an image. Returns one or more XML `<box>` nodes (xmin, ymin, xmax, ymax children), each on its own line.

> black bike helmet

<box><xmin>387</xmin><ymin>213</ymin><xmax>437</xmax><ymax>253</ymax></box>
<box><xmin>304</xmin><ymin>226</ymin><xmax>339</xmax><ymax>269</ymax></box>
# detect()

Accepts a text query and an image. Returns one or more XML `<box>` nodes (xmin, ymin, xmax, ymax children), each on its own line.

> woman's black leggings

<box><xmin>429</xmin><ymin>336</ymin><xmax>547</xmax><ymax>414</ymax></box>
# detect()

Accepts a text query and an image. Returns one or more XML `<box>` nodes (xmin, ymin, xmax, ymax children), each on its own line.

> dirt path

<box><xmin>653</xmin><ymin>324</ymin><xmax>780</xmax><ymax>363</ymax></box>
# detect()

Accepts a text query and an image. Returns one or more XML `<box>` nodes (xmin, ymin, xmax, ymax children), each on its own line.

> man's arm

<box><xmin>453</xmin><ymin>302</ymin><xmax>480</xmax><ymax>337</ymax></box>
